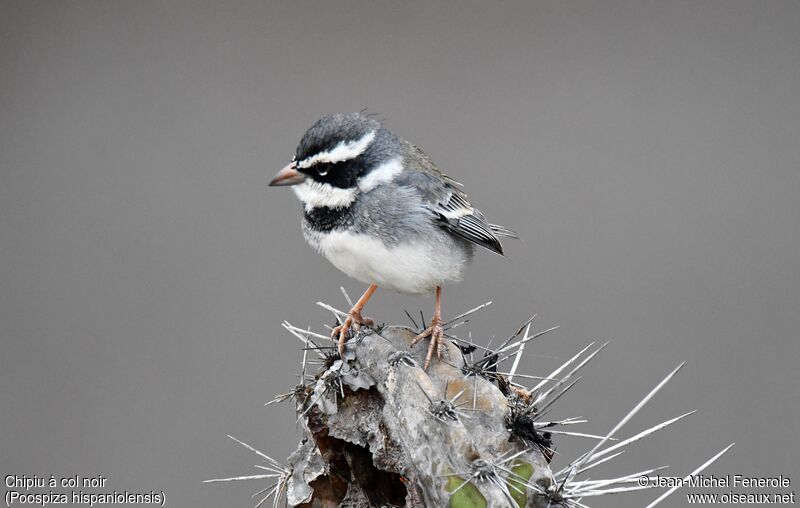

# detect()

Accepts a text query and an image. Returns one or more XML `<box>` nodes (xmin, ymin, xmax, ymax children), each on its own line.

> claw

<box><xmin>409</xmin><ymin>286</ymin><xmax>446</xmax><ymax>370</ymax></box>
<box><xmin>332</xmin><ymin>309</ymin><xmax>374</xmax><ymax>357</ymax></box>
<box><xmin>411</xmin><ymin>316</ymin><xmax>445</xmax><ymax>370</ymax></box>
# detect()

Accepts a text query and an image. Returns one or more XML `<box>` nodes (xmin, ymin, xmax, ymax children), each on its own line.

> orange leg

<box><xmin>332</xmin><ymin>284</ymin><xmax>378</xmax><ymax>357</ymax></box>
<box><xmin>410</xmin><ymin>286</ymin><xmax>445</xmax><ymax>369</ymax></box>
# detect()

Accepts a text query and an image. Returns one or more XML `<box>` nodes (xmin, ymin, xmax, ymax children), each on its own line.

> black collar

<box><xmin>303</xmin><ymin>204</ymin><xmax>354</xmax><ymax>232</ymax></box>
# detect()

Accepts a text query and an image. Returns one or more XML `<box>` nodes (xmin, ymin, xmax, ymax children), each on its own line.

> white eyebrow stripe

<box><xmin>358</xmin><ymin>157</ymin><xmax>403</xmax><ymax>192</ymax></box>
<box><xmin>297</xmin><ymin>130</ymin><xmax>376</xmax><ymax>169</ymax></box>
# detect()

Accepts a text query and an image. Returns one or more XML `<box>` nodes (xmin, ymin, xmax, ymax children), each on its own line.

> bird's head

<box><xmin>270</xmin><ymin>113</ymin><xmax>402</xmax><ymax>210</ymax></box>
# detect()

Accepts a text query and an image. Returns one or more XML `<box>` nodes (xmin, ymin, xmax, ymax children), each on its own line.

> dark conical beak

<box><xmin>269</xmin><ymin>162</ymin><xmax>306</xmax><ymax>187</ymax></box>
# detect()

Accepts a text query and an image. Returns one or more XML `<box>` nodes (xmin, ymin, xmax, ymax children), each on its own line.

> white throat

<box><xmin>292</xmin><ymin>180</ymin><xmax>357</xmax><ymax>211</ymax></box>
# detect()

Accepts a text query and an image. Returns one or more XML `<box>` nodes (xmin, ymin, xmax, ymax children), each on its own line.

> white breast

<box><xmin>307</xmin><ymin>230</ymin><xmax>469</xmax><ymax>295</ymax></box>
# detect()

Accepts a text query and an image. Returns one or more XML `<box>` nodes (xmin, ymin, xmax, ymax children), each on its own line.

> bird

<box><xmin>269</xmin><ymin>112</ymin><xmax>516</xmax><ymax>369</ymax></box>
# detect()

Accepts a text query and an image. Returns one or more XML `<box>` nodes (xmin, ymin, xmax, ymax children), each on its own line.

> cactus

<box><xmin>207</xmin><ymin>297</ymin><xmax>733</xmax><ymax>507</ymax></box>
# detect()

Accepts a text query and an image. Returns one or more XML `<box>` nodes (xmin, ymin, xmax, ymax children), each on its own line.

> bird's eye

<box><xmin>316</xmin><ymin>165</ymin><xmax>330</xmax><ymax>176</ymax></box>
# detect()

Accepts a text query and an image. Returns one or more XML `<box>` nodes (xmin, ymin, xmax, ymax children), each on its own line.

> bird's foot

<box><xmin>410</xmin><ymin>315</ymin><xmax>446</xmax><ymax>370</ymax></box>
<box><xmin>332</xmin><ymin>309</ymin><xmax>375</xmax><ymax>358</ymax></box>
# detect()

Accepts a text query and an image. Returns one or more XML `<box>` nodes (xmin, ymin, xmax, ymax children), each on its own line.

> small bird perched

<box><xmin>270</xmin><ymin>113</ymin><xmax>516</xmax><ymax>369</ymax></box>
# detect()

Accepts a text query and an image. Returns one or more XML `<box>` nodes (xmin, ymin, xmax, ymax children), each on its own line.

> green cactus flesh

<box><xmin>508</xmin><ymin>461</ymin><xmax>534</xmax><ymax>508</ymax></box>
<box><xmin>446</xmin><ymin>475</ymin><xmax>487</xmax><ymax>508</ymax></box>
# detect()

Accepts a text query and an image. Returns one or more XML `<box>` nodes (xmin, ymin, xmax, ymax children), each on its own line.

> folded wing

<box><xmin>395</xmin><ymin>151</ymin><xmax>517</xmax><ymax>255</ymax></box>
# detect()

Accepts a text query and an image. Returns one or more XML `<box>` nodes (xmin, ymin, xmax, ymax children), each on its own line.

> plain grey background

<box><xmin>2</xmin><ymin>1</ymin><xmax>798</xmax><ymax>506</ymax></box>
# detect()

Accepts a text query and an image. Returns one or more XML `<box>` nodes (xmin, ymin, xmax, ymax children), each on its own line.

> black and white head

<box><xmin>269</xmin><ymin>113</ymin><xmax>403</xmax><ymax>210</ymax></box>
